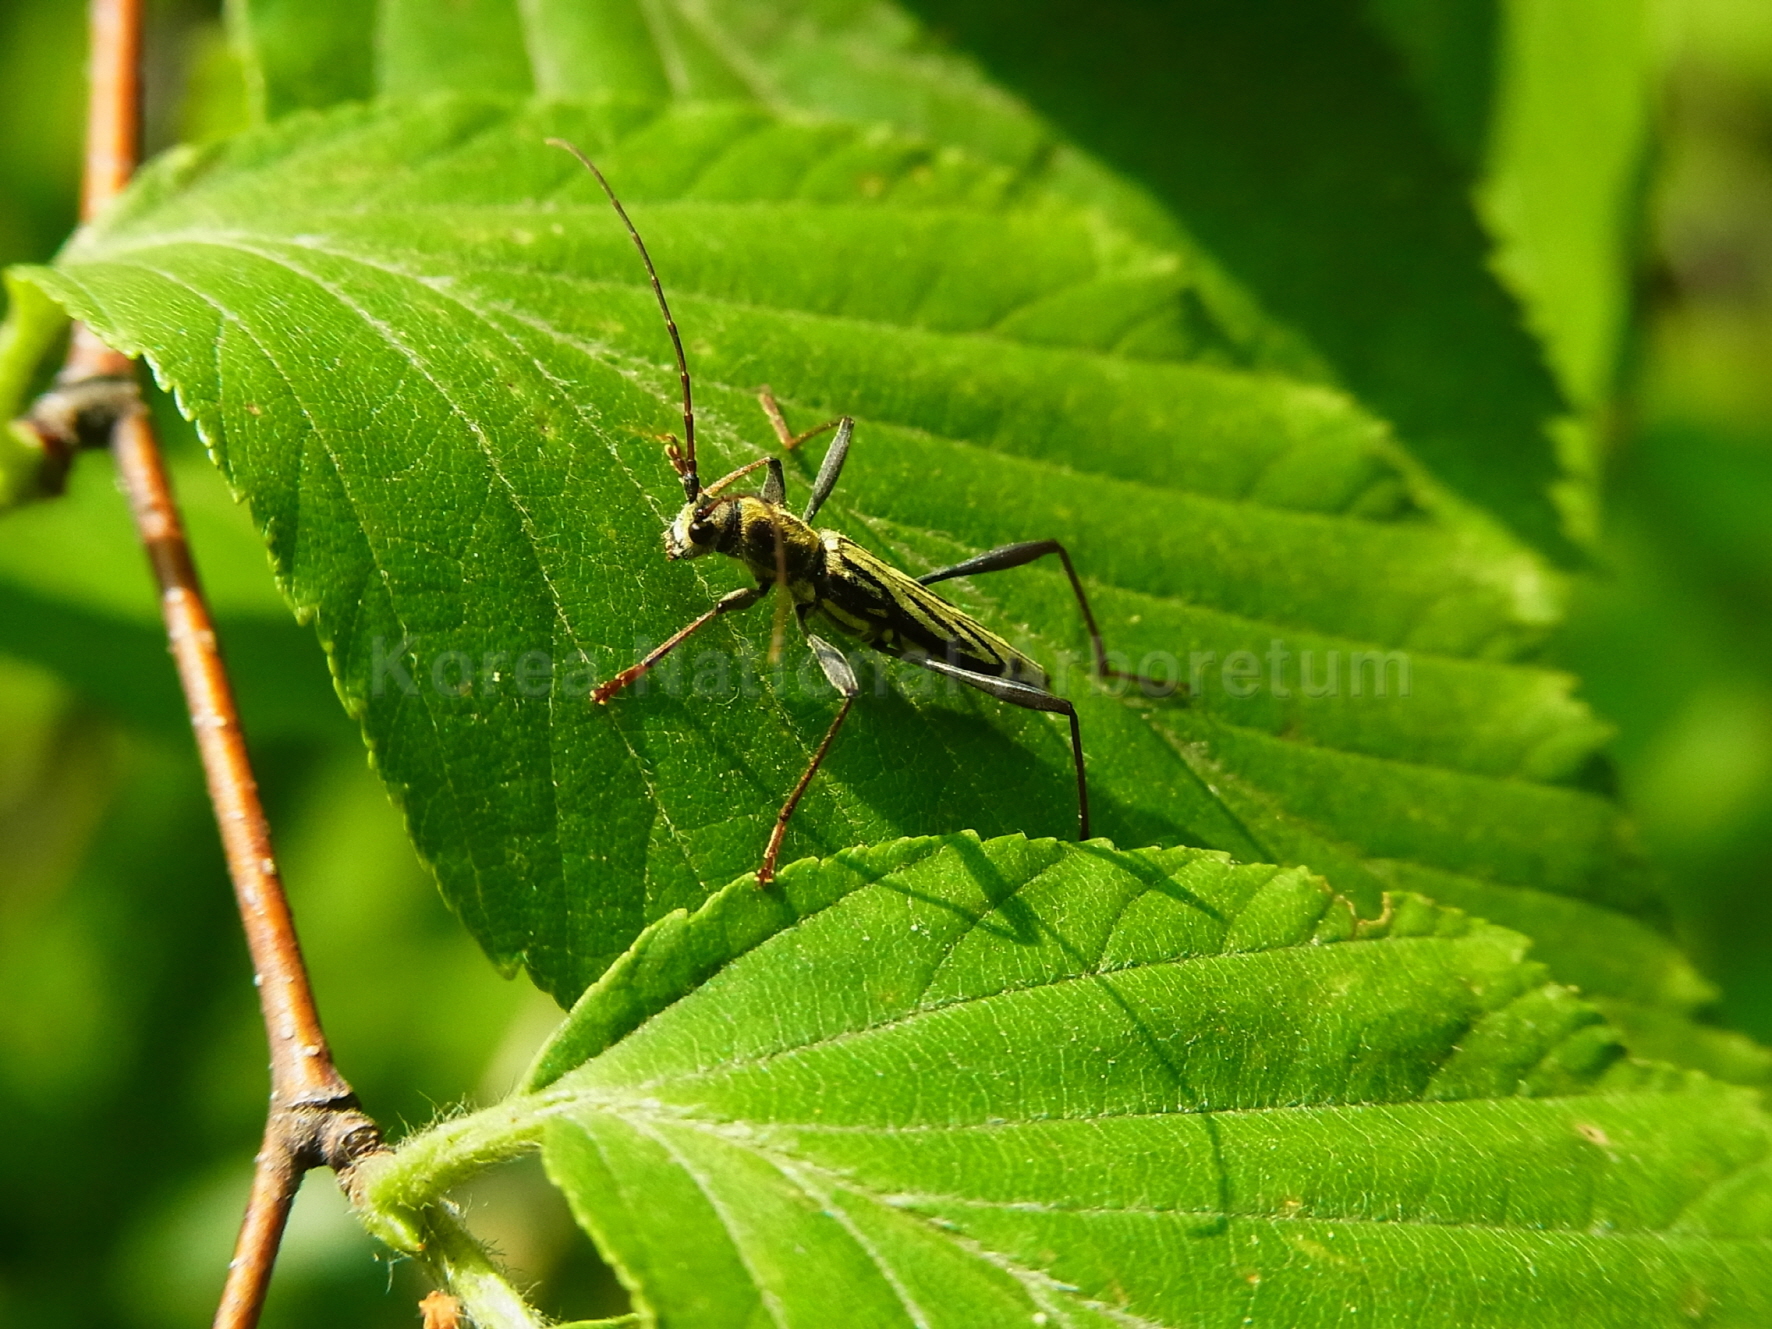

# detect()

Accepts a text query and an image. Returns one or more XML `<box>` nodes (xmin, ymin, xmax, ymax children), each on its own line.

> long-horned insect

<box><xmin>550</xmin><ymin>139</ymin><xmax>1172</xmax><ymax>883</ymax></box>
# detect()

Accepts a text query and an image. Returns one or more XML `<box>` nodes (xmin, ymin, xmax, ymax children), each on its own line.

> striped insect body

<box><xmin>811</xmin><ymin>534</ymin><xmax>1047</xmax><ymax>688</ymax></box>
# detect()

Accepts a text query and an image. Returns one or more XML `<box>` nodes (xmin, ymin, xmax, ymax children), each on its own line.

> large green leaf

<box><xmin>210</xmin><ymin>2</ymin><xmax>1731</xmax><ymax>1065</ymax></box>
<box><xmin>22</xmin><ymin>99</ymin><xmax>1703</xmax><ymax>1040</ymax></box>
<box><xmin>362</xmin><ymin>835</ymin><xmax>1772</xmax><ymax>1327</ymax></box>
<box><xmin>232</xmin><ymin>0</ymin><xmax>1590</xmax><ymax>560</ymax></box>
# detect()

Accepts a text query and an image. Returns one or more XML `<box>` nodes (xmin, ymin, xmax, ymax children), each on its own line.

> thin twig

<box><xmin>57</xmin><ymin>0</ymin><xmax>138</xmax><ymax>423</ymax></box>
<box><xmin>50</xmin><ymin>3</ymin><xmax>385</xmax><ymax>1327</ymax></box>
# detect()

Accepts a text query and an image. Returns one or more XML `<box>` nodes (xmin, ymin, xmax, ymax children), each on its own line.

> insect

<box><xmin>551</xmin><ymin>139</ymin><xmax>1170</xmax><ymax>884</ymax></box>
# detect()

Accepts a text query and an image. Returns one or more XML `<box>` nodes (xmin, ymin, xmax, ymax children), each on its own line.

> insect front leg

<box><xmin>758</xmin><ymin>633</ymin><xmax>858</xmax><ymax>886</ymax></box>
<box><xmin>917</xmin><ymin>540</ymin><xmax>1181</xmax><ymax>697</ymax></box>
<box><xmin>905</xmin><ymin>652</ymin><xmax>1090</xmax><ymax>841</ymax></box>
<box><xmin>592</xmin><ymin>585</ymin><xmax>766</xmax><ymax>704</ymax></box>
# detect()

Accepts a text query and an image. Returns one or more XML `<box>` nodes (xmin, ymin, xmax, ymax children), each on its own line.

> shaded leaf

<box><xmin>886</xmin><ymin>0</ymin><xmax>1580</xmax><ymax>562</ymax></box>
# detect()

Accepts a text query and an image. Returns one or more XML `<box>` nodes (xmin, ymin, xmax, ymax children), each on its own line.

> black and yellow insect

<box><xmin>553</xmin><ymin>139</ymin><xmax>1159</xmax><ymax>883</ymax></box>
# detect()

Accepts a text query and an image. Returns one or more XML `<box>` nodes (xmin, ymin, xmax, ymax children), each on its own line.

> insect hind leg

<box><xmin>758</xmin><ymin>634</ymin><xmax>858</xmax><ymax>886</ymax></box>
<box><xmin>917</xmin><ymin>540</ymin><xmax>1181</xmax><ymax>698</ymax></box>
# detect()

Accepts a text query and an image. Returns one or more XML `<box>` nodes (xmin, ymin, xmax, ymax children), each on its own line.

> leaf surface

<box><xmin>516</xmin><ymin>835</ymin><xmax>1772</xmax><ymax>1328</ymax></box>
<box><xmin>234</xmin><ymin>0</ymin><xmax>1599</xmax><ymax>559</ymax></box>
<box><xmin>24</xmin><ymin>100</ymin><xmax>1687</xmax><ymax>1017</ymax></box>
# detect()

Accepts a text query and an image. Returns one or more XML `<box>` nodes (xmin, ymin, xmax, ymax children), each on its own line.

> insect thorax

<box><xmin>718</xmin><ymin>497</ymin><xmax>825</xmax><ymax>601</ymax></box>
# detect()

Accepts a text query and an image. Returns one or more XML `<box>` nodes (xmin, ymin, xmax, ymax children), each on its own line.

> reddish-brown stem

<box><xmin>81</xmin><ymin>0</ymin><xmax>139</xmax><ymax>224</ymax></box>
<box><xmin>60</xmin><ymin>3</ymin><xmax>383</xmax><ymax>1327</ymax></box>
<box><xmin>111</xmin><ymin>410</ymin><xmax>357</xmax><ymax>1110</ymax></box>
<box><xmin>212</xmin><ymin>1125</ymin><xmax>303</xmax><ymax>1328</ymax></box>
<box><xmin>62</xmin><ymin>0</ymin><xmax>138</xmax><ymax>394</ymax></box>
<box><xmin>7</xmin><ymin>0</ymin><xmax>140</xmax><ymax>491</ymax></box>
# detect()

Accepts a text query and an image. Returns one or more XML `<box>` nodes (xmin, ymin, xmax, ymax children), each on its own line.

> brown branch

<box><xmin>110</xmin><ymin>406</ymin><xmax>385</xmax><ymax>1327</ymax></box>
<box><xmin>46</xmin><ymin>3</ymin><xmax>386</xmax><ymax>1327</ymax></box>
<box><xmin>80</xmin><ymin>0</ymin><xmax>140</xmax><ymax>224</ymax></box>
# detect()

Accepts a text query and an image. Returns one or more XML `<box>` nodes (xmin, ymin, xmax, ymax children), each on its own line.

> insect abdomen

<box><xmin>815</xmin><ymin>534</ymin><xmax>1047</xmax><ymax>686</ymax></box>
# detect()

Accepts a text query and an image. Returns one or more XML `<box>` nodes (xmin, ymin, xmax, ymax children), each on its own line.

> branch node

<box><xmin>11</xmin><ymin>364</ymin><xmax>141</xmax><ymax>495</ymax></box>
<box><xmin>32</xmin><ymin>372</ymin><xmax>141</xmax><ymax>445</ymax></box>
<box><xmin>325</xmin><ymin>1108</ymin><xmax>390</xmax><ymax>1176</ymax></box>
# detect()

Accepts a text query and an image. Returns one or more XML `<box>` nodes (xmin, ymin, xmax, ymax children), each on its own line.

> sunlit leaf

<box><xmin>395</xmin><ymin>836</ymin><xmax>1772</xmax><ymax>1327</ymax></box>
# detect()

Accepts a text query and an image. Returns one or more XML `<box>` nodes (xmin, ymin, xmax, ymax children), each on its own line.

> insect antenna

<box><xmin>546</xmin><ymin>137</ymin><xmax>700</xmax><ymax>501</ymax></box>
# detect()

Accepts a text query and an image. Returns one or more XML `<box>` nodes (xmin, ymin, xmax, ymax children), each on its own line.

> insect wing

<box><xmin>820</xmin><ymin>535</ymin><xmax>1047</xmax><ymax>687</ymax></box>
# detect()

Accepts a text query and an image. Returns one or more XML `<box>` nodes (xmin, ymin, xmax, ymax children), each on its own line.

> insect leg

<box><xmin>591</xmin><ymin>585</ymin><xmax>766</xmax><ymax>704</ymax></box>
<box><xmin>917</xmin><ymin>540</ymin><xmax>1179</xmax><ymax>696</ymax></box>
<box><xmin>759</xmin><ymin>386</ymin><xmax>843</xmax><ymax>452</ymax></box>
<box><xmin>758</xmin><ymin>634</ymin><xmax>859</xmax><ymax>885</ymax></box>
<box><xmin>901</xmin><ymin>652</ymin><xmax>1090</xmax><ymax>841</ymax></box>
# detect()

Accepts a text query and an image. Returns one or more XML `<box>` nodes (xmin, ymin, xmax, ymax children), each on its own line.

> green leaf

<box><xmin>366</xmin><ymin>836</ymin><xmax>1772</xmax><ymax>1327</ymax></box>
<box><xmin>24</xmin><ymin>99</ymin><xmax>1686</xmax><ymax>1026</ymax></box>
<box><xmin>1476</xmin><ymin>0</ymin><xmax>1652</xmax><ymax>414</ymax></box>
<box><xmin>622</xmin><ymin>0</ymin><xmax>1587</xmax><ymax>561</ymax></box>
<box><xmin>377</xmin><ymin>0</ymin><xmax>532</xmax><ymax>99</ymax></box>
<box><xmin>226</xmin><ymin>0</ymin><xmax>1609</xmax><ymax>561</ymax></box>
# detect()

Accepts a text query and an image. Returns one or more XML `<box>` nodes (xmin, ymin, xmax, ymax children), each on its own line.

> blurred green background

<box><xmin>2</xmin><ymin>0</ymin><xmax>1771</xmax><ymax>1324</ymax></box>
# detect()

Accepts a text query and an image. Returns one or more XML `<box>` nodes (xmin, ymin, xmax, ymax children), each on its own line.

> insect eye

<box><xmin>688</xmin><ymin>519</ymin><xmax>712</xmax><ymax>543</ymax></box>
